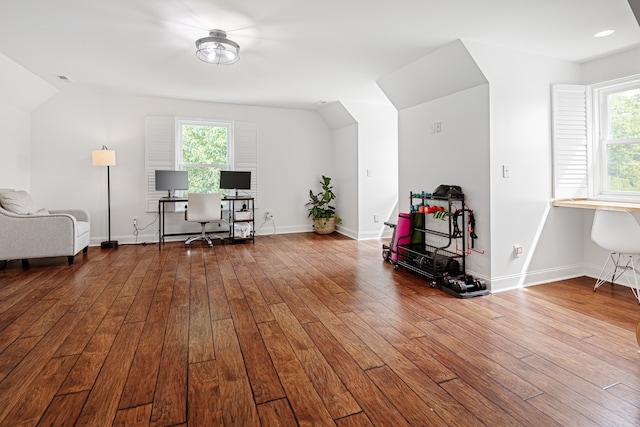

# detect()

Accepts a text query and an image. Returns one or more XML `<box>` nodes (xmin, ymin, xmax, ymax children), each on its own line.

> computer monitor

<box><xmin>155</xmin><ymin>170</ymin><xmax>189</xmax><ymax>197</ymax></box>
<box><xmin>219</xmin><ymin>171</ymin><xmax>251</xmax><ymax>196</ymax></box>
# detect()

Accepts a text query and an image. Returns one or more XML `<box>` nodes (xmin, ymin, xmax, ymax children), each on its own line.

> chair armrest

<box><xmin>49</xmin><ymin>209</ymin><xmax>89</xmax><ymax>222</ymax></box>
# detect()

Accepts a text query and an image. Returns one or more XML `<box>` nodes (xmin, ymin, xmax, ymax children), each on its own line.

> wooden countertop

<box><xmin>552</xmin><ymin>198</ymin><xmax>640</xmax><ymax>212</ymax></box>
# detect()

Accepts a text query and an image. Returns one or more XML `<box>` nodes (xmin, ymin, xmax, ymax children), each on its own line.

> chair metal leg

<box><xmin>630</xmin><ymin>257</ymin><xmax>640</xmax><ymax>304</ymax></box>
<box><xmin>594</xmin><ymin>253</ymin><xmax>619</xmax><ymax>291</ymax></box>
<box><xmin>595</xmin><ymin>252</ymin><xmax>640</xmax><ymax>304</ymax></box>
<box><xmin>185</xmin><ymin>223</ymin><xmax>213</xmax><ymax>247</ymax></box>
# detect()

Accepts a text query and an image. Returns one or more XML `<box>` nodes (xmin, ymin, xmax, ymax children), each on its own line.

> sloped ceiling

<box><xmin>0</xmin><ymin>53</ymin><xmax>57</xmax><ymax>111</ymax></box>
<box><xmin>377</xmin><ymin>40</ymin><xmax>488</xmax><ymax>110</ymax></box>
<box><xmin>0</xmin><ymin>0</ymin><xmax>638</xmax><ymax>111</ymax></box>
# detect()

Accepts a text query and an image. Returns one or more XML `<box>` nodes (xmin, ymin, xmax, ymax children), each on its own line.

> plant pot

<box><xmin>314</xmin><ymin>217</ymin><xmax>335</xmax><ymax>234</ymax></box>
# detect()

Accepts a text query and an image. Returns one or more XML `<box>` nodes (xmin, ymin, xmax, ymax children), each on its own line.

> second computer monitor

<box><xmin>220</xmin><ymin>170</ymin><xmax>251</xmax><ymax>194</ymax></box>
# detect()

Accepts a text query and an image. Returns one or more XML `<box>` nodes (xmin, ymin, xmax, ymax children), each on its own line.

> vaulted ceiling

<box><xmin>0</xmin><ymin>0</ymin><xmax>638</xmax><ymax>110</ymax></box>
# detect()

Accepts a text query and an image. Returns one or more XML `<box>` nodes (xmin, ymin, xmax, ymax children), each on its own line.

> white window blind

<box><xmin>234</xmin><ymin>121</ymin><xmax>259</xmax><ymax>204</ymax></box>
<box><xmin>145</xmin><ymin>116</ymin><xmax>176</xmax><ymax>212</ymax></box>
<box><xmin>552</xmin><ymin>84</ymin><xmax>590</xmax><ymax>199</ymax></box>
<box><xmin>144</xmin><ymin>116</ymin><xmax>258</xmax><ymax>212</ymax></box>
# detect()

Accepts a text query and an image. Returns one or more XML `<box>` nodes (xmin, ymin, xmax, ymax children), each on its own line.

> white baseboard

<box><xmin>489</xmin><ymin>264</ymin><xmax>585</xmax><ymax>293</ymax></box>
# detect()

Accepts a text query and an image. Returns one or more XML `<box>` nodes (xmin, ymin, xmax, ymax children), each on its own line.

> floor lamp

<box><xmin>92</xmin><ymin>146</ymin><xmax>118</xmax><ymax>248</ymax></box>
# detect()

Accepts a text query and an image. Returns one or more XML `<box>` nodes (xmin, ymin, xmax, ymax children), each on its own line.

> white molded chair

<box><xmin>591</xmin><ymin>208</ymin><xmax>640</xmax><ymax>303</ymax></box>
<box><xmin>185</xmin><ymin>193</ymin><xmax>222</xmax><ymax>247</ymax></box>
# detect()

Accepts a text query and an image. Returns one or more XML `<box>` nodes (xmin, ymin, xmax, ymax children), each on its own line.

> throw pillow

<box><xmin>0</xmin><ymin>190</ymin><xmax>48</xmax><ymax>215</ymax></box>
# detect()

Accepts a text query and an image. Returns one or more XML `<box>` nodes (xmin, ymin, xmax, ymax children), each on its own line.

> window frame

<box><xmin>176</xmin><ymin>118</ymin><xmax>234</xmax><ymax>196</ymax></box>
<box><xmin>591</xmin><ymin>75</ymin><xmax>640</xmax><ymax>201</ymax></box>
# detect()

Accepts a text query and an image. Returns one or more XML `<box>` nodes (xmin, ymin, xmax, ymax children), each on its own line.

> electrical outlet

<box><xmin>132</xmin><ymin>217</ymin><xmax>137</xmax><ymax>227</ymax></box>
<box><xmin>265</xmin><ymin>210</ymin><xmax>274</xmax><ymax>220</ymax></box>
<box><xmin>513</xmin><ymin>244</ymin><xmax>523</xmax><ymax>258</ymax></box>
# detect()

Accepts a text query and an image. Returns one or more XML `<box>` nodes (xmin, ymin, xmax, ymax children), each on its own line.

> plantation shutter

<box><xmin>234</xmin><ymin>121</ymin><xmax>258</xmax><ymax>205</ymax></box>
<box><xmin>552</xmin><ymin>84</ymin><xmax>590</xmax><ymax>199</ymax></box>
<box><xmin>145</xmin><ymin>116</ymin><xmax>176</xmax><ymax>212</ymax></box>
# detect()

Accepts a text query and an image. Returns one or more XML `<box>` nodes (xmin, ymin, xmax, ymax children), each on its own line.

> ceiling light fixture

<box><xmin>195</xmin><ymin>29</ymin><xmax>240</xmax><ymax>65</ymax></box>
<box><xmin>594</xmin><ymin>29</ymin><xmax>615</xmax><ymax>38</ymax></box>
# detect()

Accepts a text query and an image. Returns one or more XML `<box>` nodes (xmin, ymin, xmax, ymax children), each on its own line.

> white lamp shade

<box><xmin>92</xmin><ymin>149</ymin><xmax>116</xmax><ymax>166</ymax></box>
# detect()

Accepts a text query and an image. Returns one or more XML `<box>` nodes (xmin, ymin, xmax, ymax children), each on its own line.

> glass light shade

<box><xmin>92</xmin><ymin>149</ymin><xmax>116</xmax><ymax>166</ymax></box>
<box><xmin>195</xmin><ymin>29</ymin><xmax>240</xmax><ymax>65</ymax></box>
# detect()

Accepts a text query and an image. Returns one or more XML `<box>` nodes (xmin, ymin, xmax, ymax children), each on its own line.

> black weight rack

<box><xmin>393</xmin><ymin>192</ymin><xmax>464</xmax><ymax>286</ymax></box>
<box><xmin>390</xmin><ymin>191</ymin><xmax>488</xmax><ymax>297</ymax></box>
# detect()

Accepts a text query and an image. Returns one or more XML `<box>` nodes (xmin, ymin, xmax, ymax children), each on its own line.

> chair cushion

<box><xmin>0</xmin><ymin>190</ymin><xmax>48</xmax><ymax>215</ymax></box>
<box><xmin>76</xmin><ymin>220</ymin><xmax>90</xmax><ymax>238</ymax></box>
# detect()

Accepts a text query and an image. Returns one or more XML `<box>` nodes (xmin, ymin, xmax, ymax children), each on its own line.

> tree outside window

<box><xmin>179</xmin><ymin>121</ymin><xmax>231</xmax><ymax>195</ymax></box>
<box><xmin>603</xmin><ymin>86</ymin><xmax>640</xmax><ymax>193</ymax></box>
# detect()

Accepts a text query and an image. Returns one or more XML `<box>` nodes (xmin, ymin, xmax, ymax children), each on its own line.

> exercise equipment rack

<box><xmin>384</xmin><ymin>190</ymin><xmax>488</xmax><ymax>298</ymax></box>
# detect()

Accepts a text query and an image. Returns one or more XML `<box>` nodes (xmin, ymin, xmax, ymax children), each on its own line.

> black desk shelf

<box><xmin>225</xmin><ymin>195</ymin><xmax>255</xmax><ymax>244</ymax></box>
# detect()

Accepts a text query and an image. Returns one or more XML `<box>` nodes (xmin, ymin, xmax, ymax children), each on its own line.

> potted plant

<box><xmin>306</xmin><ymin>175</ymin><xmax>342</xmax><ymax>234</ymax></box>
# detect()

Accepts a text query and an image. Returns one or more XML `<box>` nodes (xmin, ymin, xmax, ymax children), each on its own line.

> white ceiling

<box><xmin>0</xmin><ymin>0</ymin><xmax>638</xmax><ymax>110</ymax></box>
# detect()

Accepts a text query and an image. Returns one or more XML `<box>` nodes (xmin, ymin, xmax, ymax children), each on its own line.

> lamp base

<box><xmin>100</xmin><ymin>240</ymin><xmax>119</xmax><ymax>249</ymax></box>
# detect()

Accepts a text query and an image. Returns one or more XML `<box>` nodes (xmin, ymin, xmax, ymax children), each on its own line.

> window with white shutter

<box><xmin>552</xmin><ymin>75</ymin><xmax>640</xmax><ymax>201</ymax></box>
<box><xmin>145</xmin><ymin>116</ymin><xmax>258</xmax><ymax>212</ymax></box>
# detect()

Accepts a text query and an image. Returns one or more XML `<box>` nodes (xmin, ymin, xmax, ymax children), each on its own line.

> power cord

<box><xmin>133</xmin><ymin>214</ymin><xmax>159</xmax><ymax>245</ymax></box>
<box><xmin>254</xmin><ymin>217</ymin><xmax>277</xmax><ymax>237</ymax></box>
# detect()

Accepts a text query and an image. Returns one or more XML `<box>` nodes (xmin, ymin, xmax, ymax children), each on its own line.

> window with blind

<box><xmin>552</xmin><ymin>75</ymin><xmax>640</xmax><ymax>201</ymax></box>
<box><xmin>178</xmin><ymin>119</ymin><xmax>232</xmax><ymax>194</ymax></box>
<box><xmin>145</xmin><ymin>116</ymin><xmax>258</xmax><ymax>212</ymax></box>
<box><xmin>594</xmin><ymin>78</ymin><xmax>640</xmax><ymax>198</ymax></box>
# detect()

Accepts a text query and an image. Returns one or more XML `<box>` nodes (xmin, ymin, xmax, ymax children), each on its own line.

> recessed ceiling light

<box><xmin>594</xmin><ymin>30</ymin><xmax>615</xmax><ymax>38</ymax></box>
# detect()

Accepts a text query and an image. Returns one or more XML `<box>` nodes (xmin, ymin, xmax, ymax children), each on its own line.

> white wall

<box><xmin>379</xmin><ymin>40</ymin><xmax>492</xmax><ymax>282</ymax></box>
<box><xmin>317</xmin><ymin>99</ymin><xmax>399</xmax><ymax>240</ymax></box>
<box><xmin>0</xmin><ymin>102</ymin><xmax>30</xmax><ymax>190</ymax></box>
<box><xmin>342</xmin><ymin>100</ymin><xmax>398</xmax><ymax>240</ymax></box>
<box><xmin>29</xmin><ymin>89</ymin><xmax>333</xmax><ymax>245</ymax></box>
<box><xmin>465</xmin><ymin>41</ymin><xmax>583</xmax><ymax>291</ymax></box>
<box><xmin>581</xmin><ymin>46</ymin><xmax>640</xmax><ymax>85</ymax></box>
<box><xmin>387</xmin><ymin>39</ymin><xmax>592</xmax><ymax>291</ymax></box>
<box><xmin>398</xmin><ymin>85</ymin><xmax>491</xmax><ymax>280</ymax></box>
<box><xmin>332</xmin><ymin>124</ymin><xmax>358</xmax><ymax>238</ymax></box>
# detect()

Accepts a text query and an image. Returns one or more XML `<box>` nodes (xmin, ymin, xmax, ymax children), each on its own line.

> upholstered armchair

<box><xmin>0</xmin><ymin>189</ymin><xmax>90</xmax><ymax>268</ymax></box>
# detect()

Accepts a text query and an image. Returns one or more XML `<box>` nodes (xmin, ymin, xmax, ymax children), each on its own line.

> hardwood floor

<box><xmin>1</xmin><ymin>232</ymin><xmax>639</xmax><ymax>426</ymax></box>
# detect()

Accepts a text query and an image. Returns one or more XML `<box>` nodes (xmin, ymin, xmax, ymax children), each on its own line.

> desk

<box><xmin>552</xmin><ymin>198</ymin><xmax>640</xmax><ymax>212</ymax></box>
<box><xmin>158</xmin><ymin>197</ymin><xmax>188</xmax><ymax>247</ymax></box>
<box><xmin>158</xmin><ymin>195</ymin><xmax>255</xmax><ymax>247</ymax></box>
